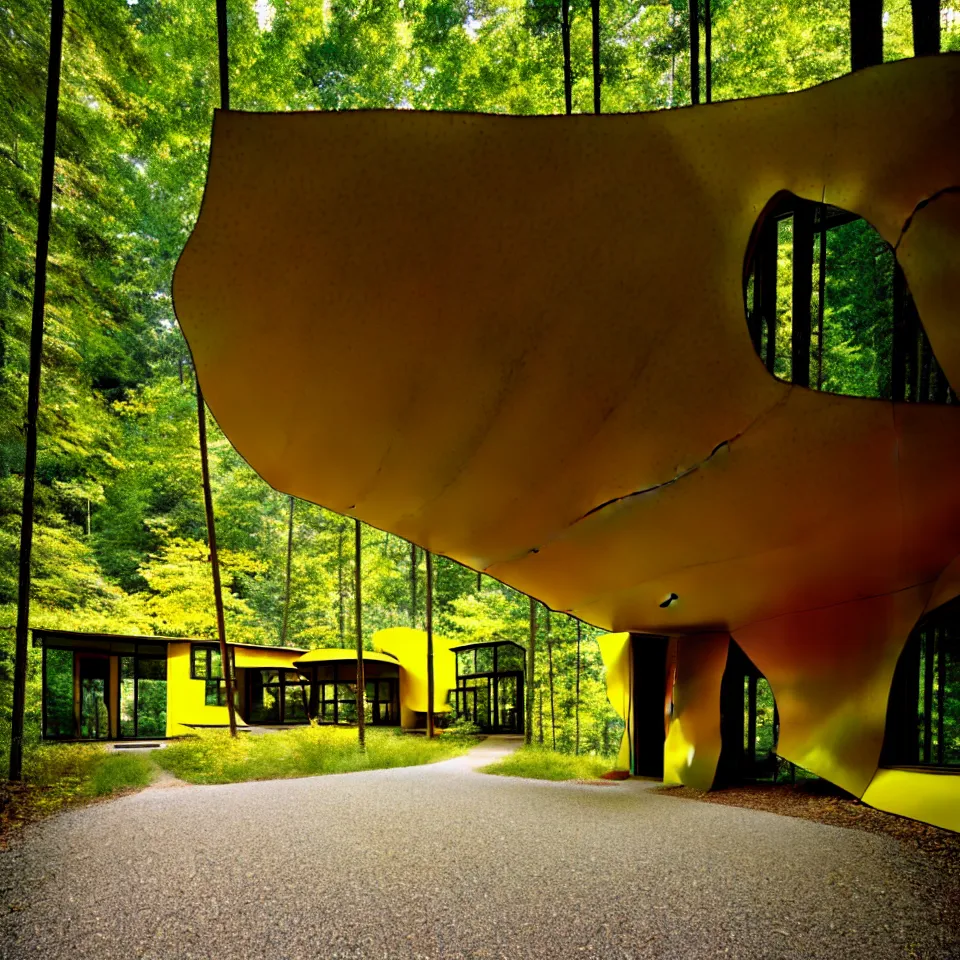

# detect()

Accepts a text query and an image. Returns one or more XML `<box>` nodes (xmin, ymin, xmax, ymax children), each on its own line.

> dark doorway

<box><xmin>717</xmin><ymin>640</ymin><xmax>780</xmax><ymax>785</ymax></box>
<box><xmin>631</xmin><ymin>634</ymin><xmax>670</xmax><ymax>777</ymax></box>
<box><xmin>77</xmin><ymin>655</ymin><xmax>110</xmax><ymax>740</ymax></box>
<box><xmin>883</xmin><ymin>597</ymin><xmax>960</xmax><ymax>768</ymax></box>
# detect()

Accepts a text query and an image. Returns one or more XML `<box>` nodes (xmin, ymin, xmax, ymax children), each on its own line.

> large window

<box><xmin>452</xmin><ymin>641</ymin><xmax>525</xmax><ymax>734</ymax></box>
<box><xmin>311</xmin><ymin>663</ymin><xmax>398</xmax><ymax>726</ymax></box>
<box><xmin>43</xmin><ymin>648</ymin><xmax>75</xmax><ymax>738</ymax></box>
<box><xmin>884</xmin><ymin>601</ymin><xmax>960</xmax><ymax>768</ymax></box>
<box><xmin>247</xmin><ymin>669</ymin><xmax>309</xmax><ymax>725</ymax></box>
<box><xmin>191</xmin><ymin>644</ymin><xmax>235</xmax><ymax>708</ymax></box>
<box><xmin>746</xmin><ymin>193</ymin><xmax>956</xmax><ymax>404</ymax></box>
<box><xmin>119</xmin><ymin>654</ymin><xmax>167</xmax><ymax>739</ymax></box>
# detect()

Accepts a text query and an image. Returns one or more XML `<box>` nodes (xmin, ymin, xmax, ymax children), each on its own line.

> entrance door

<box><xmin>77</xmin><ymin>656</ymin><xmax>110</xmax><ymax>739</ymax></box>
<box><xmin>718</xmin><ymin>640</ymin><xmax>779</xmax><ymax>783</ymax></box>
<box><xmin>496</xmin><ymin>673</ymin><xmax>523</xmax><ymax>733</ymax></box>
<box><xmin>459</xmin><ymin>687</ymin><xmax>477</xmax><ymax>725</ymax></box>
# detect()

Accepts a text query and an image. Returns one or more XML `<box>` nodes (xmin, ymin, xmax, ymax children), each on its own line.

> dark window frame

<box><xmin>746</xmin><ymin>192</ymin><xmax>956</xmax><ymax>406</ymax></box>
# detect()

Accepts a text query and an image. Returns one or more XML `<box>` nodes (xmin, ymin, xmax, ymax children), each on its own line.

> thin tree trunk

<box><xmin>281</xmin><ymin>495</ymin><xmax>294</xmax><ymax>645</ymax></box>
<box><xmin>575</xmin><ymin>621</ymin><xmax>582</xmax><ymax>756</ymax></box>
<box><xmin>9</xmin><ymin>0</ymin><xmax>65</xmax><ymax>782</ymax></box>
<box><xmin>525</xmin><ymin>598</ymin><xmax>536</xmax><ymax>745</ymax></box>
<box><xmin>197</xmin><ymin>380</ymin><xmax>237</xmax><ymax>737</ymax></box>
<box><xmin>426</xmin><ymin>551</ymin><xmax>435</xmax><ymax>739</ymax></box>
<box><xmin>538</xmin><ymin>688</ymin><xmax>544</xmax><ymax>745</ymax></box>
<box><xmin>704</xmin><ymin>0</ymin><xmax>712</xmax><ymax>103</ymax></box>
<box><xmin>561</xmin><ymin>0</ymin><xmax>572</xmax><ymax>115</ymax></box>
<box><xmin>816</xmin><ymin>208</ymin><xmax>827</xmax><ymax>391</ymax></box>
<box><xmin>547</xmin><ymin>611</ymin><xmax>556</xmax><ymax>750</ymax></box>
<box><xmin>590</xmin><ymin>0</ymin><xmax>601</xmax><ymax>114</ymax></box>
<box><xmin>688</xmin><ymin>0</ymin><xmax>699</xmax><ymax>106</ymax></box>
<box><xmin>410</xmin><ymin>541</ymin><xmax>417</xmax><ymax>626</ymax></box>
<box><xmin>355</xmin><ymin>519</ymin><xmax>365</xmax><ymax>749</ymax></box>
<box><xmin>337</xmin><ymin>524</ymin><xmax>345</xmax><ymax>641</ymax></box>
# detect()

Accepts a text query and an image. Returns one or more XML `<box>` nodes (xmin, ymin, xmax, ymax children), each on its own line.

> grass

<box><xmin>154</xmin><ymin>724</ymin><xmax>473</xmax><ymax>785</ymax></box>
<box><xmin>0</xmin><ymin>743</ymin><xmax>156</xmax><ymax>847</ymax></box>
<box><xmin>0</xmin><ymin>725</ymin><xmax>475</xmax><ymax>842</ymax></box>
<box><xmin>479</xmin><ymin>745</ymin><xmax>617</xmax><ymax>781</ymax></box>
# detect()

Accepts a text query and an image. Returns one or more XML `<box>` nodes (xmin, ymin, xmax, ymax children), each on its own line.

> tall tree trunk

<box><xmin>538</xmin><ymin>688</ymin><xmax>544</xmax><ymax>745</ymax></box>
<box><xmin>547</xmin><ymin>611</ymin><xmax>556</xmax><ymax>749</ymax></box>
<box><xmin>337</xmin><ymin>524</ymin><xmax>345</xmax><ymax>641</ymax></box>
<box><xmin>688</xmin><ymin>0</ymin><xmax>700</xmax><ymax>106</ymax></box>
<box><xmin>525</xmin><ymin>598</ymin><xmax>536</xmax><ymax>745</ymax></box>
<box><xmin>281</xmin><ymin>495</ymin><xmax>294</xmax><ymax>645</ymax></box>
<box><xmin>9</xmin><ymin>0</ymin><xmax>65</xmax><ymax>782</ymax></box>
<box><xmin>426</xmin><ymin>551</ymin><xmax>435</xmax><ymax>739</ymax></box>
<box><xmin>355</xmin><ymin>519</ymin><xmax>365</xmax><ymax>749</ymax></box>
<box><xmin>197</xmin><ymin>380</ymin><xmax>237</xmax><ymax>737</ymax></box>
<box><xmin>410</xmin><ymin>541</ymin><xmax>417</xmax><ymax>627</ymax></box>
<box><xmin>575</xmin><ymin>621</ymin><xmax>582</xmax><ymax>756</ymax></box>
<box><xmin>561</xmin><ymin>0</ymin><xmax>572</xmax><ymax>115</ymax></box>
<box><xmin>704</xmin><ymin>0</ymin><xmax>712</xmax><ymax>103</ymax></box>
<box><xmin>590</xmin><ymin>0</ymin><xmax>601</xmax><ymax>114</ymax></box>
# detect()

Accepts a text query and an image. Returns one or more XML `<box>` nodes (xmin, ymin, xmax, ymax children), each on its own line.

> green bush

<box><xmin>155</xmin><ymin>724</ymin><xmax>471</xmax><ymax>785</ymax></box>
<box><xmin>479</xmin><ymin>745</ymin><xmax>616</xmax><ymax>781</ymax></box>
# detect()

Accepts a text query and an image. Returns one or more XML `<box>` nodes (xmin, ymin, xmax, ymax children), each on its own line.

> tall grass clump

<box><xmin>155</xmin><ymin>725</ymin><xmax>471</xmax><ymax>785</ymax></box>
<box><xmin>479</xmin><ymin>745</ymin><xmax>616</xmax><ymax>781</ymax></box>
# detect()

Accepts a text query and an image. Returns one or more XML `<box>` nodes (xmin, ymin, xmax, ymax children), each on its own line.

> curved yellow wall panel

<box><xmin>734</xmin><ymin>587</ymin><xmax>930</xmax><ymax>798</ymax></box>
<box><xmin>373</xmin><ymin>628</ymin><xmax>456</xmax><ymax>725</ymax></box>
<box><xmin>173</xmin><ymin>56</ymin><xmax>960</xmax><ymax>825</ymax></box>
<box><xmin>862</xmin><ymin>769</ymin><xmax>960</xmax><ymax>834</ymax></box>
<box><xmin>663</xmin><ymin>634</ymin><xmax>729</xmax><ymax>791</ymax></box>
<box><xmin>597</xmin><ymin>632</ymin><xmax>631</xmax><ymax>770</ymax></box>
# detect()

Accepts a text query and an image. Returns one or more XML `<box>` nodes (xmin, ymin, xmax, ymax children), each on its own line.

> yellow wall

<box><xmin>233</xmin><ymin>646</ymin><xmax>303</xmax><ymax>670</ymax></box>
<box><xmin>166</xmin><ymin>642</ymin><xmax>235</xmax><ymax>736</ymax></box>
<box><xmin>373</xmin><ymin>627</ymin><xmax>456</xmax><ymax>728</ymax></box>
<box><xmin>598</xmin><ymin>632</ymin><xmax>632</xmax><ymax>771</ymax></box>
<box><xmin>861</xmin><ymin>769</ymin><xmax>960</xmax><ymax>834</ymax></box>
<box><xmin>663</xmin><ymin>633</ymin><xmax>730</xmax><ymax>790</ymax></box>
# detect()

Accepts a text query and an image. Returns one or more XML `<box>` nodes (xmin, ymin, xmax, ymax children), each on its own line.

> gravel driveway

<box><xmin>1</xmin><ymin>737</ymin><xmax>957</xmax><ymax>960</ymax></box>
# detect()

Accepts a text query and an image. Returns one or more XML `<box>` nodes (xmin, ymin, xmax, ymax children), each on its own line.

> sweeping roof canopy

<box><xmin>173</xmin><ymin>55</ymin><xmax>960</xmax><ymax>643</ymax></box>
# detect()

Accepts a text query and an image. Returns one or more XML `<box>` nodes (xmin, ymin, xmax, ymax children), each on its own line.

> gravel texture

<box><xmin>1</xmin><ymin>737</ymin><xmax>957</xmax><ymax>960</ymax></box>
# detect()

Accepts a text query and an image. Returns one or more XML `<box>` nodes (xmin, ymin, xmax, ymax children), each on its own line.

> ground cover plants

<box><xmin>154</xmin><ymin>725</ymin><xmax>472</xmax><ymax>785</ymax></box>
<box><xmin>0</xmin><ymin>740</ymin><xmax>154</xmax><ymax>848</ymax></box>
<box><xmin>479</xmin><ymin>745</ymin><xmax>615</xmax><ymax>781</ymax></box>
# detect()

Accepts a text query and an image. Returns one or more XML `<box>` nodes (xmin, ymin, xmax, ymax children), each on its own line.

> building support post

<box><xmin>426</xmin><ymin>551</ymin><xmax>435</xmax><ymax>739</ymax></box>
<box><xmin>849</xmin><ymin>0</ymin><xmax>883</xmax><ymax>71</ymax></box>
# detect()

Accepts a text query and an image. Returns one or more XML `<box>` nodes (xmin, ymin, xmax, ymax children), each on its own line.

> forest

<box><xmin>2</xmin><ymin>0</ymin><xmax>959</xmax><ymax>763</ymax></box>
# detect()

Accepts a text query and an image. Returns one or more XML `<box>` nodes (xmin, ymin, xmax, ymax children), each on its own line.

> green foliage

<box><xmin>479</xmin><ymin>744</ymin><xmax>615</xmax><ymax>781</ymax></box>
<box><xmin>82</xmin><ymin>750</ymin><xmax>155</xmax><ymax>796</ymax></box>
<box><xmin>154</xmin><ymin>725</ymin><xmax>469</xmax><ymax>784</ymax></box>
<box><xmin>3</xmin><ymin>0</ymin><xmax>960</xmax><ymax>768</ymax></box>
<box><xmin>442</xmin><ymin>716</ymin><xmax>484</xmax><ymax>739</ymax></box>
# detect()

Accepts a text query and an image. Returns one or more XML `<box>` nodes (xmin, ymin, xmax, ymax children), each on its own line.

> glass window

<box><xmin>44</xmin><ymin>648</ymin><xmax>75</xmax><ymax>738</ymax></box>
<box><xmin>475</xmin><ymin>647</ymin><xmax>494</xmax><ymax>673</ymax></box>
<box><xmin>120</xmin><ymin>655</ymin><xmax>136</xmax><ymax>737</ymax></box>
<box><xmin>205</xmin><ymin>679</ymin><xmax>225</xmax><ymax>707</ymax></box>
